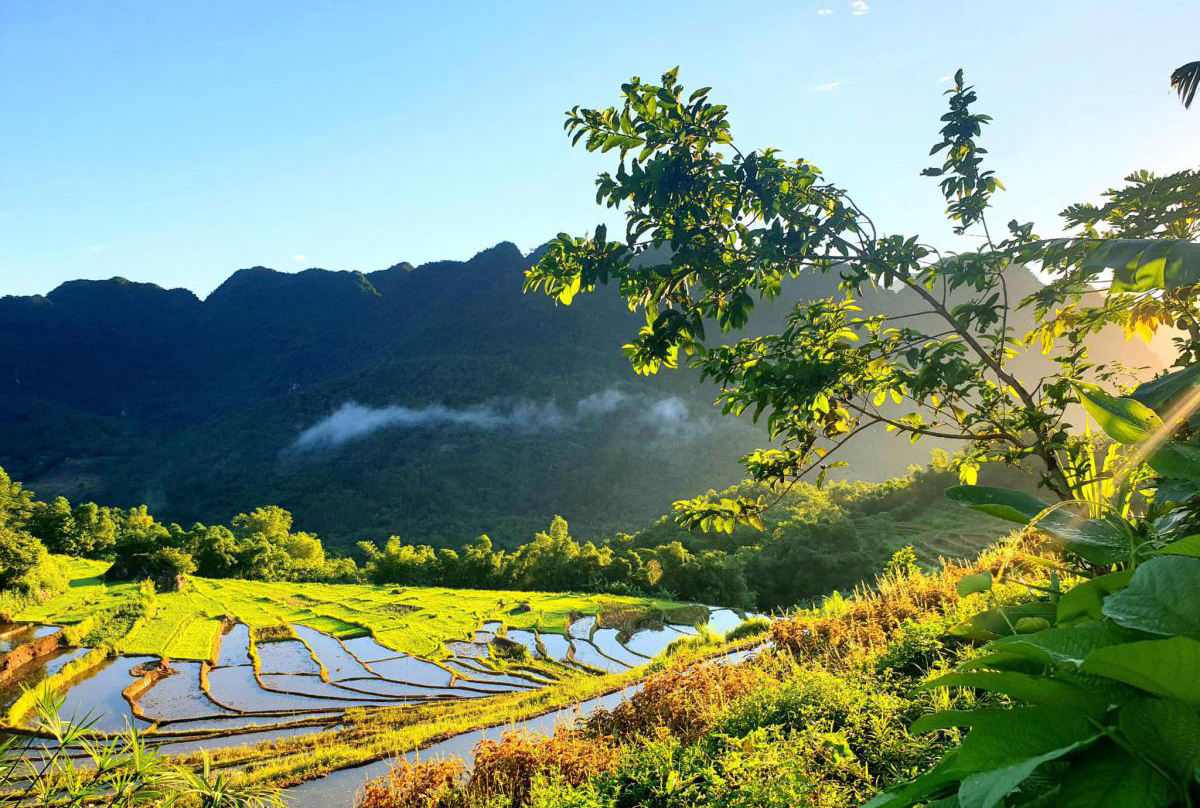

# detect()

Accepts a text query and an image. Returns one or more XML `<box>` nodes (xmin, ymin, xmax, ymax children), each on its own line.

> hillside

<box><xmin>0</xmin><ymin>243</ymin><xmax>1160</xmax><ymax>550</ymax></box>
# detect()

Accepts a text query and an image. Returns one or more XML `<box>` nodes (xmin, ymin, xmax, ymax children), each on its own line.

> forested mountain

<box><xmin>0</xmin><ymin>242</ymin><xmax>1160</xmax><ymax>550</ymax></box>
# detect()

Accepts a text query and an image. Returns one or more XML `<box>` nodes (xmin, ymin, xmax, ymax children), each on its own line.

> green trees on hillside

<box><xmin>0</xmin><ymin>469</ymin><xmax>65</xmax><ymax>607</ymax></box>
<box><xmin>353</xmin><ymin>463</ymin><xmax>1009</xmax><ymax>609</ymax></box>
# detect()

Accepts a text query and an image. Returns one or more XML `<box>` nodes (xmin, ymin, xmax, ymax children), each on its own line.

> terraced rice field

<box><xmin>1</xmin><ymin>557</ymin><xmax>747</xmax><ymax>763</ymax></box>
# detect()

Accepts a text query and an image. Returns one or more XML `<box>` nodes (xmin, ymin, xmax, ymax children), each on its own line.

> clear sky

<box><xmin>2</xmin><ymin>1</ymin><xmax>1195</xmax><ymax>299</ymax></box>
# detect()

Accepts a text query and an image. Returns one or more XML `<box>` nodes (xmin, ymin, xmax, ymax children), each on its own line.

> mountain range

<box><xmin>0</xmin><ymin>242</ymin><xmax>1163</xmax><ymax>551</ymax></box>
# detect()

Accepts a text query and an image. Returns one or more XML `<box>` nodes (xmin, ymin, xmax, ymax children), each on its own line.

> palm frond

<box><xmin>1170</xmin><ymin>60</ymin><xmax>1200</xmax><ymax>109</ymax></box>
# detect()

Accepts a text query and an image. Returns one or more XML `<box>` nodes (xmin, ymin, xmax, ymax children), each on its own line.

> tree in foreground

<box><xmin>526</xmin><ymin>67</ymin><xmax>1200</xmax><ymax>531</ymax></box>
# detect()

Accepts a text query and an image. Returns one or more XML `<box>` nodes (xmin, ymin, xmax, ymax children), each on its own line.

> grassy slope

<box><xmin>14</xmin><ymin>560</ymin><xmax>690</xmax><ymax>661</ymax></box>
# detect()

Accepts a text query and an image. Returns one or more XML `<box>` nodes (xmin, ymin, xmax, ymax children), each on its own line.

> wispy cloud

<box><xmin>287</xmin><ymin>389</ymin><xmax>713</xmax><ymax>452</ymax></box>
<box><xmin>816</xmin><ymin>7</ymin><xmax>833</xmax><ymax>14</ymax></box>
<box><xmin>851</xmin><ymin>0</ymin><xmax>869</xmax><ymax>15</ymax></box>
<box><xmin>811</xmin><ymin>80</ymin><xmax>842</xmax><ymax>92</ymax></box>
<box><xmin>938</xmin><ymin>75</ymin><xmax>952</xmax><ymax>83</ymax></box>
<box><xmin>292</xmin><ymin>254</ymin><xmax>306</xmax><ymax>262</ymax></box>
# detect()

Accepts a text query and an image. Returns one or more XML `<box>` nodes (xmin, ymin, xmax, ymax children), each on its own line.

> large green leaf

<box><xmin>945</xmin><ymin>486</ymin><xmax>1130</xmax><ymax>564</ymax></box>
<box><xmin>923</xmin><ymin>671</ymin><xmax>1105</xmax><ymax>713</ymax></box>
<box><xmin>950</xmin><ymin>601</ymin><xmax>1058</xmax><ymax>642</ymax></box>
<box><xmin>1154</xmin><ymin>534</ymin><xmax>1200</xmax><ymax>558</ymax></box>
<box><xmin>1131</xmin><ymin>364</ymin><xmax>1200</xmax><ymax>416</ymax></box>
<box><xmin>1067</xmin><ymin>238</ymin><xmax>1200</xmax><ymax>293</ymax></box>
<box><xmin>984</xmin><ymin>621</ymin><xmax>1134</xmax><ymax>667</ymax></box>
<box><xmin>1102</xmin><ymin>556</ymin><xmax>1200</xmax><ymax>638</ymax></box>
<box><xmin>944</xmin><ymin>485</ymin><xmax>1054</xmax><ymax>525</ymax></box>
<box><xmin>1120</xmin><ymin>698</ymin><xmax>1200</xmax><ymax>779</ymax></box>
<box><xmin>875</xmin><ymin>708</ymin><xmax>1094</xmax><ymax>808</ymax></box>
<box><xmin>1055</xmin><ymin>742</ymin><xmax>1174</xmax><ymax>808</ymax></box>
<box><xmin>1081</xmin><ymin>636</ymin><xmax>1200</xmax><ymax>704</ymax></box>
<box><xmin>1146</xmin><ymin>440</ymin><xmax>1200</xmax><ymax>483</ymax></box>
<box><xmin>1072</xmin><ymin>381</ymin><xmax>1164</xmax><ymax>445</ymax></box>
<box><xmin>1056</xmin><ymin>569</ymin><xmax>1133</xmax><ymax>625</ymax></box>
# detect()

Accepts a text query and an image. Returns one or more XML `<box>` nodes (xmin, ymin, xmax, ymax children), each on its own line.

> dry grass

<box><xmin>471</xmin><ymin>730</ymin><xmax>619</xmax><ymax>806</ymax></box>
<box><xmin>356</xmin><ymin>758</ymin><xmax>466</xmax><ymax>808</ymax></box>
<box><xmin>585</xmin><ymin>658</ymin><xmax>773</xmax><ymax>743</ymax></box>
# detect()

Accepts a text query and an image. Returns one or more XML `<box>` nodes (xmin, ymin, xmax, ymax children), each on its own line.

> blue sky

<box><xmin>2</xmin><ymin>1</ymin><xmax>1195</xmax><ymax>298</ymax></box>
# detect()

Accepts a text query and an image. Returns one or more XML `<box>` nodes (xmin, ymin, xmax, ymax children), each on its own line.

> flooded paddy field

<box><xmin>1</xmin><ymin>559</ymin><xmax>760</xmax><ymax>803</ymax></box>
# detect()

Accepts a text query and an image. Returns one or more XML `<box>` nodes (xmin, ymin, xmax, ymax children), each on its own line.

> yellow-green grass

<box><xmin>14</xmin><ymin>560</ymin><xmax>691</xmax><ymax>662</ymax></box>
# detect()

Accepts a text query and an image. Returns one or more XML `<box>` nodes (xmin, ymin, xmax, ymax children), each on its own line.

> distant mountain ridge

<box><xmin>0</xmin><ymin>242</ymin><xmax>1162</xmax><ymax>551</ymax></box>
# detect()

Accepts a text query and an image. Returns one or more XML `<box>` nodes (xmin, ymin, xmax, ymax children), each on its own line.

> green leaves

<box><xmin>1119</xmin><ymin>699</ymin><xmax>1200</xmax><ymax>779</ymax></box>
<box><xmin>923</xmin><ymin>671</ymin><xmax>1104</xmax><ymax>712</ymax></box>
<box><xmin>1073</xmin><ymin>381</ymin><xmax>1163</xmax><ymax>445</ymax></box>
<box><xmin>944</xmin><ymin>485</ymin><xmax>1050</xmax><ymax>525</ymax></box>
<box><xmin>1055</xmin><ymin>743</ymin><xmax>1174</xmax><ymax>808</ymax></box>
<box><xmin>1130</xmin><ymin>364</ymin><xmax>1200</xmax><ymax>415</ymax></box>
<box><xmin>1102</xmin><ymin>556</ymin><xmax>1200</xmax><ymax>638</ymax></box>
<box><xmin>1087</xmin><ymin>238</ymin><xmax>1200</xmax><ymax>293</ymax></box>
<box><xmin>955</xmin><ymin>572</ymin><xmax>992</xmax><ymax>597</ymax></box>
<box><xmin>1081</xmin><ymin>636</ymin><xmax>1200</xmax><ymax>705</ymax></box>
<box><xmin>945</xmin><ymin>485</ymin><xmax>1130</xmax><ymax>564</ymax></box>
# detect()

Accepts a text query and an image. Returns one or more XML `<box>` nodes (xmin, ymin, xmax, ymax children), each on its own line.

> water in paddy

<box><xmin>366</xmin><ymin>655</ymin><xmax>454</xmax><ymax>687</ymax></box>
<box><xmin>442</xmin><ymin>660</ymin><xmax>537</xmax><ymax>689</ymax></box>
<box><xmin>591</xmin><ymin>628</ymin><xmax>650</xmax><ymax>666</ymax></box>
<box><xmin>0</xmin><ymin>647</ymin><xmax>90</xmax><ymax>710</ymax></box>
<box><xmin>138</xmin><ymin>662</ymin><xmax>236</xmax><ymax>722</ymax></box>
<box><xmin>569</xmin><ymin>639</ymin><xmax>630</xmax><ymax>673</ymax></box>
<box><xmin>259</xmin><ymin>673</ymin><xmax>394</xmax><ymax>702</ymax></box>
<box><xmin>290</xmin><ymin>625</ymin><xmax>373</xmax><ymax>680</ymax></box>
<box><xmin>205</xmin><ymin>665</ymin><xmax>348</xmax><ymax>714</ymax></box>
<box><xmin>502</xmin><ymin>629</ymin><xmax>541</xmax><ymax>658</ymax></box>
<box><xmin>621</xmin><ymin>626</ymin><xmax>680</xmax><ymax>657</ymax></box>
<box><xmin>216</xmin><ymin>623</ymin><xmax>253</xmax><ymax>666</ymax></box>
<box><xmin>537</xmin><ymin>633</ymin><xmax>572</xmax><ymax>662</ymax></box>
<box><xmin>331</xmin><ymin>678</ymin><xmax>466</xmax><ymax>700</ymax></box>
<box><xmin>445</xmin><ymin>640</ymin><xmax>489</xmax><ymax>658</ymax></box>
<box><xmin>568</xmin><ymin>615</ymin><xmax>596</xmax><ymax>639</ymax></box>
<box><xmin>0</xmin><ymin>623</ymin><xmax>58</xmax><ymax>653</ymax></box>
<box><xmin>53</xmin><ymin>655</ymin><xmax>155</xmax><ymax>733</ymax></box>
<box><xmin>705</xmin><ymin>608</ymin><xmax>746</xmax><ymax>636</ymax></box>
<box><xmin>341</xmin><ymin>635</ymin><xmax>405</xmax><ymax>663</ymax></box>
<box><xmin>256</xmin><ymin>640</ymin><xmax>321</xmax><ymax>675</ymax></box>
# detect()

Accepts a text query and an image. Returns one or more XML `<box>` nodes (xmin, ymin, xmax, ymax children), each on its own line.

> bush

<box><xmin>471</xmin><ymin>731</ymin><xmax>619</xmax><ymax>807</ymax></box>
<box><xmin>356</xmin><ymin>758</ymin><xmax>465</xmax><ymax>808</ymax></box>
<box><xmin>586</xmin><ymin>658</ymin><xmax>772</xmax><ymax>743</ymax></box>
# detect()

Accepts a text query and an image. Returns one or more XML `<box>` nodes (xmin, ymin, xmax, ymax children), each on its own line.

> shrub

<box><xmin>356</xmin><ymin>758</ymin><xmax>466</xmax><ymax>808</ymax></box>
<box><xmin>470</xmin><ymin>730</ymin><xmax>619</xmax><ymax>807</ymax></box>
<box><xmin>601</xmin><ymin>729</ymin><xmax>819</xmax><ymax>808</ymax></box>
<box><xmin>586</xmin><ymin>659</ymin><xmax>773</xmax><ymax>743</ymax></box>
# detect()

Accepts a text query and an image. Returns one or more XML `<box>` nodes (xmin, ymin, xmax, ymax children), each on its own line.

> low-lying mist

<box><xmin>288</xmin><ymin>388</ymin><xmax>712</xmax><ymax>452</ymax></box>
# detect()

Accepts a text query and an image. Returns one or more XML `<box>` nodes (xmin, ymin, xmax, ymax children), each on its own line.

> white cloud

<box><xmin>292</xmin><ymin>254</ymin><xmax>306</xmax><ymax>262</ymax></box>
<box><xmin>938</xmin><ymin>75</ymin><xmax>952</xmax><ymax>83</ymax></box>
<box><xmin>811</xmin><ymin>81</ymin><xmax>842</xmax><ymax>92</ymax></box>
<box><xmin>288</xmin><ymin>389</ymin><xmax>714</xmax><ymax>452</ymax></box>
<box><xmin>851</xmin><ymin>0</ymin><xmax>869</xmax><ymax>15</ymax></box>
<box><xmin>816</xmin><ymin>7</ymin><xmax>833</xmax><ymax>14</ymax></box>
